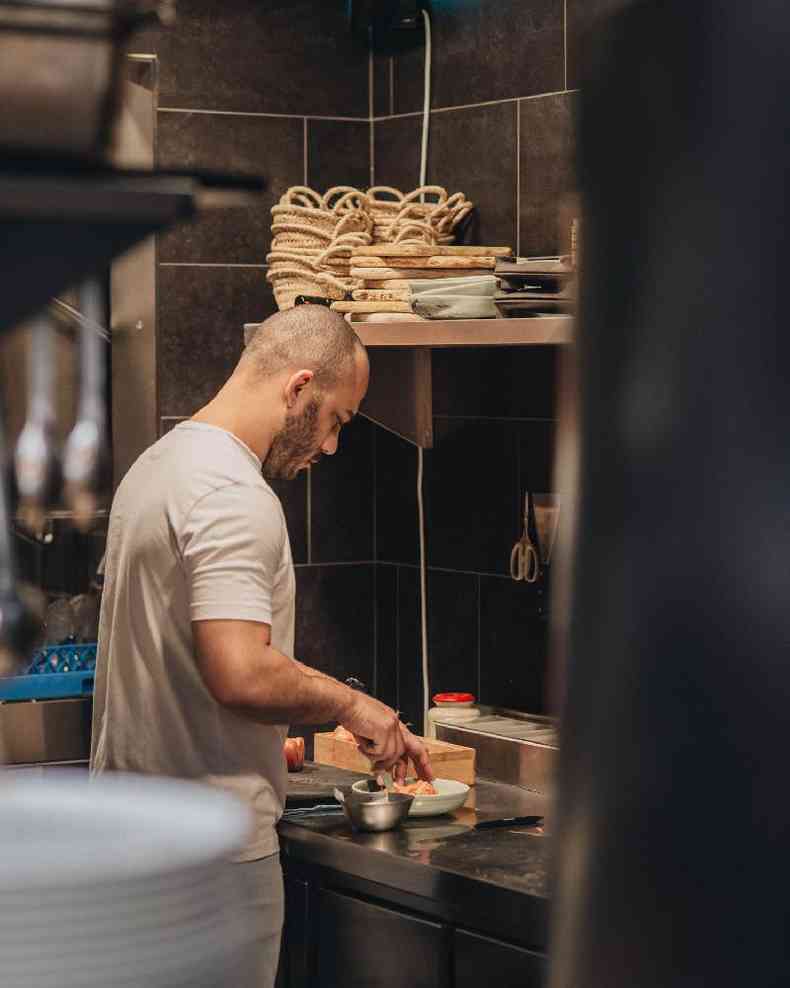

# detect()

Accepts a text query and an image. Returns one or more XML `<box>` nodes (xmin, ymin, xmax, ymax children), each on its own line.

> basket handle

<box><xmin>391</xmin><ymin>224</ymin><xmax>437</xmax><ymax>245</ymax></box>
<box><xmin>323</xmin><ymin>186</ymin><xmax>369</xmax><ymax>210</ymax></box>
<box><xmin>434</xmin><ymin>202</ymin><xmax>475</xmax><ymax>233</ymax></box>
<box><xmin>271</xmin><ymin>219</ymin><xmax>335</xmax><ymax>241</ymax></box>
<box><xmin>402</xmin><ymin>185</ymin><xmax>449</xmax><ymax>206</ymax></box>
<box><xmin>266</xmin><ymin>265</ymin><xmax>351</xmax><ymax>294</ymax></box>
<box><xmin>279</xmin><ymin>186</ymin><xmax>324</xmax><ymax>208</ymax></box>
<box><xmin>366</xmin><ymin>185</ymin><xmax>406</xmax><ymax>203</ymax></box>
<box><xmin>333</xmin><ymin>210</ymin><xmax>372</xmax><ymax>237</ymax></box>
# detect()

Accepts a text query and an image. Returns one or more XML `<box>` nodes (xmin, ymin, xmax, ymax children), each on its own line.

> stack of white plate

<box><xmin>0</xmin><ymin>772</ymin><xmax>254</xmax><ymax>988</ymax></box>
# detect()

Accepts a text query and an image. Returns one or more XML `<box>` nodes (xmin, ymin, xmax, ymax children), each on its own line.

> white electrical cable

<box><xmin>418</xmin><ymin>7</ymin><xmax>432</xmax><ymax>735</ymax></box>
<box><xmin>419</xmin><ymin>7</ymin><xmax>432</xmax><ymax>190</ymax></box>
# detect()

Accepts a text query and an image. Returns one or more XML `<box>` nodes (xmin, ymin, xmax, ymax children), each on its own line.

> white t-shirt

<box><xmin>90</xmin><ymin>421</ymin><xmax>295</xmax><ymax>861</ymax></box>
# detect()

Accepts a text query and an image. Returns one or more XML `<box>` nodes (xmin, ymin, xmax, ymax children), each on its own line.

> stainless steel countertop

<box><xmin>280</xmin><ymin>765</ymin><xmax>552</xmax><ymax>949</ymax></box>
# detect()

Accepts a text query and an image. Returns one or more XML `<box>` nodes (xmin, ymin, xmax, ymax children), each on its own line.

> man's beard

<box><xmin>262</xmin><ymin>395</ymin><xmax>322</xmax><ymax>481</ymax></box>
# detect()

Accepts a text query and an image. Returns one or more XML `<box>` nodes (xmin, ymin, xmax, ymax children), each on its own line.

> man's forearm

<box><xmin>225</xmin><ymin>644</ymin><xmax>356</xmax><ymax>726</ymax></box>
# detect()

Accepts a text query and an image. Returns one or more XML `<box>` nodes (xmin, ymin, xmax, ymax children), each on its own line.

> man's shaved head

<box><xmin>241</xmin><ymin>304</ymin><xmax>365</xmax><ymax>390</ymax></box>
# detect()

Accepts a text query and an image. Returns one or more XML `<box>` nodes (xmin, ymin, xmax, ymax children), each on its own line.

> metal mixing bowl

<box><xmin>341</xmin><ymin>792</ymin><xmax>414</xmax><ymax>833</ymax></box>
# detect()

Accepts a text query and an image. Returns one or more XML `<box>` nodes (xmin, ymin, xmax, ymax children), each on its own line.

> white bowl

<box><xmin>351</xmin><ymin>778</ymin><xmax>470</xmax><ymax>818</ymax></box>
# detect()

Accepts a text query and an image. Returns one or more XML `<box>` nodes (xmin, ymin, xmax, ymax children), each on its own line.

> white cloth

<box><xmin>90</xmin><ymin>421</ymin><xmax>295</xmax><ymax>861</ymax></box>
<box><xmin>411</xmin><ymin>274</ymin><xmax>498</xmax><ymax>319</ymax></box>
<box><xmin>234</xmin><ymin>853</ymin><xmax>285</xmax><ymax>988</ymax></box>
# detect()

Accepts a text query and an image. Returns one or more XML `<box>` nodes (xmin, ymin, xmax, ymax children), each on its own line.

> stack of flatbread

<box><xmin>331</xmin><ymin>245</ymin><xmax>513</xmax><ymax>322</ymax></box>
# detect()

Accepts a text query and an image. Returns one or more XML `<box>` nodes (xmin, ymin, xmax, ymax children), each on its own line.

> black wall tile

<box><xmin>432</xmin><ymin>347</ymin><xmax>558</xmax><ymax>420</ymax></box>
<box><xmin>141</xmin><ymin>0</ymin><xmax>369</xmax><ymax>117</ymax></box>
<box><xmin>427</xmin><ymin>569</ymin><xmax>479</xmax><ymax>700</ymax></box>
<box><xmin>294</xmin><ymin>564</ymin><xmax>375</xmax><ymax>687</ymax></box>
<box><xmin>307</xmin><ymin>119</ymin><xmax>371</xmax><ymax>194</ymax></box>
<box><xmin>427</xmin><ymin>418</ymin><xmax>519</xmax><ymax>576</ymax></box>
<box><xmin>519</xmin><ymin>93</ymin><xmax>577</xmax><ymax>257</ymax></box>
<box><xmin>516</xmin><ymin>420</ymin><xmax>557</xmax><ymax>500</ymax></box>
<box><xmin>373</xmin><ymin>55</ymin><xmax>393</xmax><ymax>118</ymax></box>
<box><xmin>393</xmin><ymin>0</ymin><xmax>564</xmax><ymax>113</ymax></box>
<box><xmin>268</xmin><ymin>474</ymin><xmax>309</xmax><ymax>567</ymax></box>
<box><xmin>375</xmin><ymin>564</ymin><xmax>398</xmax><ymax>710</ymax></box>
<box><xmin>373</xmin><ymin>424</ymin><xmax>419</xmax><ymax>566</ymax></box>
<box><xmin>479</xmin><ymin>576</ymin><xmax>549</xmax><ymax>714</ymax></box>
<box><xmin>396</xmin><ymin>565</ymin><xmax>422</xmax><ymax>731</ymax></box>
<box><xmin>158</xmin><ymin>266</ymin><xmax>275</xmax><ymax>417</ymax></box>
<box><xmin>566</xmin><ymin>0</ymin><xmax>628</xmax><ymax>91</ymax></box>
<box><xmin>157</xmin><ymin>111</ymin><xmax>304</xmax><ymax>263</ymax></box>
<box><xmin>373</xmin><ymin>114</ymin><xmax>421</xmax><ymax>192</ymax></box>
<box><xmin>311</xmin><ymin>416</ymin><xmax>374</xmax><ymax>564</ymax></box>
<box><xmin>374</xmin><ymin>103</ymin><xmax>518</xmax><ymax>248</ymax></box>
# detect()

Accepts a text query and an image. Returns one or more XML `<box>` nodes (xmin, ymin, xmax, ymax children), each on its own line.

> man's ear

<box><xmin>284</xmin><ymin>369</ymin><xmax>314</xmax><ymax>409</ymax></box>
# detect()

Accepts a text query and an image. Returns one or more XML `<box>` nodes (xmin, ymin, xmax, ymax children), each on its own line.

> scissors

<box><xmin>510</xmin><ymin>492</ymin><xmax>542</xmax><ymax>583</ymax></box>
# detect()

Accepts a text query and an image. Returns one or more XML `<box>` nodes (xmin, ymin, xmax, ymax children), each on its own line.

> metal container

<box><xmin>0</xmin><ymin>0</ymin><xmax>173</xmax><ymax>159</ymax></box>
<box><xmin>341</xmin><ymin>792</ymin><xmax>413</xmax><ymax>833</ymax></box>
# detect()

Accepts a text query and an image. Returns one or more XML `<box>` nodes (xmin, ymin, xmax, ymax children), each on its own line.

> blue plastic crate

<box><xmin>0</xmin><ymin>643</ymin><xmax>97</xmax><ymax>702</ymax></box>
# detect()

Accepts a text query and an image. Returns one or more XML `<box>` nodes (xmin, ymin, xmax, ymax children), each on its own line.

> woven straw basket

<box><xmin>266</xmin><ymin>184</ymin><xmax>475</xmax><ymax>310</ymax></box>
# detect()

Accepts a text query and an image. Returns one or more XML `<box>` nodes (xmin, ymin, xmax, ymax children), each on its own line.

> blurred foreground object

<box><xmin>0</xmin><ymin>772</ymin><xmax>254</xmax><ymax>987</ymax></box>
<box><xmin>0</xmin><ymin>0</ymin><xmax>174</xmax><ymax>160</ymax></box>
<box><xmin>550</xmin><ymin>2</ymin><xmax>790</xmax><ymax>987</ymax></box>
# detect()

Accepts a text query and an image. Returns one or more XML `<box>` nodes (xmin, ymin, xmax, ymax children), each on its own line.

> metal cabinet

<box><xmin>315</xmin><ymin>888</ymin><xmax>450</xmax><ymax>988</ymax></box>
<box><xmin>453</xmin><ymin>929</ymin><xmax>546</xmax><ymax>988</ymax></box>
<box><xmin>278</xmin><ymin>875</ymin><xmax>311</xmax><ymax>988</ymax></box>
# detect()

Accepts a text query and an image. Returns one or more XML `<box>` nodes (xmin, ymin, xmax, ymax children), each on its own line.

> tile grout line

<box><xmin>368</xmin><ymin>46</ymin><xmax>374</xmax><ymax>121</ymax></box>
<box><xmin>516</xmin><ymin>99</ymin><xmax>522</xmax><ymax>257</ymax></box>
<box><xmin>294</xmin><ymin>560</ymin><xmax>379</xmax><ymax>569</ymax></box>
<box><xmin>375</xmin><ymin>560</ymin><xmax>516</xmax><ymax>580</ymax></box>
<box><xmin>158</xmin><ymin>106</ymin><xmax>369</xmax><ymax>122</ymax></box>
<box><xmin>372</xmin><ymin>426</ymin><xmax>378</xmax><ymax>564</ymax></box>
<box><xmin>370</xmin><ymin>119</ymin><xmax>375</xmax><ymax>187</ymax></box>
<box><xmin>369</xmin><ymin>44</ymin><xmax>375</xmax><ymax>186</ymax></box>
<box><xmin>306</xmin><ymin>466</ymin><xmax>312</xmax><ymax>565</ymax></box>
<box><xmin>371</xmin><ymin>89</ymin><xmax>580</xmax><ymax>121</ymax></box>
<box><xmin>372</xmin><ymin>563</ymin><xmax>378</xmax><ymax>698</ymax></box>
<box><xmin>159</xmin><ymin>262</ymin><xmax>267</xmax><ymax>268</ymax></box>
<box><xmin>395</xmin><ymin>567</ymin><xmax>401</xmax><ymax>712</ymax></box>
<box><xmin>434</xmin><ymin>414</ymin><xmax>556</xmax><ymax>423</ymax></box>
<box><xmin>303</xmin><ymin>118</ymin><xmax>308</xmax><ymax>186</ymax></box>
<box><xmin>477</xmin><ymin>575</ymin><xmax>482</xmax><ymax>700</ymax></box>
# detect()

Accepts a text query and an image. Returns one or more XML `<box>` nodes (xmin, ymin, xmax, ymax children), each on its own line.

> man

<box><xmin>90</xmin><ymin>305</ymin><xmax>432</xmax><ymax>987</ymax></box>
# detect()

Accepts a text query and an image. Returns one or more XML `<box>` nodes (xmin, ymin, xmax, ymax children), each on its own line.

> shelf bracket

<box><xmin>361</xmin><ymin>348</ymin><xmax>433</xmax><ymax>448</ymax></box>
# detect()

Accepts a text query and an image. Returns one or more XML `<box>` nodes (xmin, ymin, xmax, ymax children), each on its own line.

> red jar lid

<box><xmin>433</xmin><ymin>692</ymin><xmax>475</xmax><ymax>704</ymax></box>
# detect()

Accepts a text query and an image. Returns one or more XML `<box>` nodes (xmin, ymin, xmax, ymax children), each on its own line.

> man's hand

<box><xmin>340</xmin><ymin>694</ymin><xmax>434</xmax><ymax>783</ymax></box>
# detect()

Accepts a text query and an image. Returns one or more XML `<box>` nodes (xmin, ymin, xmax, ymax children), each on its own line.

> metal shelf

<box><xmin>353</xmin><ymin>315</ymin><xmax>573</xmax><ymax>348</ymax></box>
<box><xmin>0</xmin><ymin>164</ymin><xmax>265</xmax><ymax>335</ymax></box>
<box><xmin>357</xmin><ymin>317</ymin><xmax>572</xmax><ymax>447</ymax></box>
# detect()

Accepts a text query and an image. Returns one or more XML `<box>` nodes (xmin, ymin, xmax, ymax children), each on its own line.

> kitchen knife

<box><xmin>474</xmin><ymin>815</ymin><xmax>544</xmax><ymax>831</ymax></box>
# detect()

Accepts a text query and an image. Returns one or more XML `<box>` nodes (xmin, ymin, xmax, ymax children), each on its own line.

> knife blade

<box><xmin>474</xmin><ymin>815</ymin><xmax>544</xmax><ymax>831</ymax></box>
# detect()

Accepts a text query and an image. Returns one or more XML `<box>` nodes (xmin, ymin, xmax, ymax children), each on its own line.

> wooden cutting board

<box><xmin>352</xmin><ymin>266</ymin><xmax>494</xmax><ymax>281</ymax></box>
<box><xmin>352</xmin><ymin>288</ymin><xmax>412</xmax><ymax>302</ymax></box>
<box><xmin>314</xmin><ymin>732</ymin><xmax>476</xmax><ymax>785</ymax></box>
<box><xmin>353</xmin><ymin>244</ymin><xmax>513</xmax><ymax>257</ymax></box>
<box><xmin>331</xmin><ymin>300</ymin><xmax>413</xmax><ymax>313</ymax></box>
<box><xmin>357</xmin><ymin>255</ymin><xmax>498</xmax><ymax>270</ymax></box>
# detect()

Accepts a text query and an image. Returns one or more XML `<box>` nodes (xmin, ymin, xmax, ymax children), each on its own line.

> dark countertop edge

<box><xmin>278</xmin><ymin>821</ymin><xmax>549</xmax><ymax>950</ymax></box>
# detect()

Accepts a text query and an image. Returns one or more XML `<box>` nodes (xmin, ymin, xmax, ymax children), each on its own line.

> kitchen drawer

<box><xmin>454</xmin><ymin>929</ymin><xmax>546</xmax><ymax>988</ymax></box>
<box><xmin>317</xmin><ymin>888</ymin><xmax>450</xmax><ymax>988</ymax></box>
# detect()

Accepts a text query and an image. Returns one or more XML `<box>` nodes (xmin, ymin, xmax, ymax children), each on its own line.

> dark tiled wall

<box><xmin>368</xmin><ymin>0</ymin><xmax>609</xmax><ymax>724</ymax></box>
<box><xmin>143</xmin><ymin>0</ymin><xmax>615</xmax><ymax>735</ymax></box>
<box><xmin>373</xmin><ymin>348</ymin><xmax>558</xmax><ymax>730</ymax></box>
<box><xmin>141</xmin><ymin>0</ymin><xmax>378</xmax><ymax>751</ymax></box>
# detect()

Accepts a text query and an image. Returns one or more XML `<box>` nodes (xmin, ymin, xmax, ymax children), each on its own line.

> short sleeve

<box><xmin>181</xmin><ymin>483</ymin><xmax>285</xmax><ymax>623</ymax></box>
